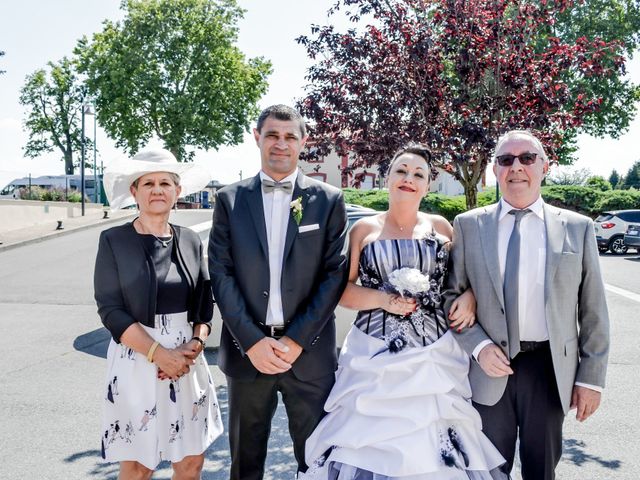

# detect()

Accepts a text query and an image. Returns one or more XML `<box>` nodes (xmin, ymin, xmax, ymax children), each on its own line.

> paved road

<box><xmin>0</xmin><ymin>210</ymin><xmax>638</xmax><ymax>479</ymax></box>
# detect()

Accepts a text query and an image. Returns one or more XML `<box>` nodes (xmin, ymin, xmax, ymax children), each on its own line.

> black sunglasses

<box><xmin>495</xmin><ymin>152</ymin><xmax>538</xmax><ymax>166</ymax></box>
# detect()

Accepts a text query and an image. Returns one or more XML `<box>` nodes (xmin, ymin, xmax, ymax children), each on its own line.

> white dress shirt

<box><xmin>472</xmin><ymin>197</ymin><xmax>600</xmax><ymax>392</ymax></box>
<box><xmin>260</xmin><ymin>169</ymin><xmax>298</xmax><ymax>326</ymax></box>
<box><xmin>472</xmin><ymin>196</ymin><xmax>548</xmax><ymax>358</ymax></box>
<box><xmin>498</xmin><ymin>196</ymin><xmax>549</xmax><ymax>342</ymax></box>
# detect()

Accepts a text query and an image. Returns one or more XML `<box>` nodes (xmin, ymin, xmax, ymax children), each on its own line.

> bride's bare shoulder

<box><xmin>350</xmin><ymin>213</ymin><xmax>385</xmax><ymax>247</ymax></box>
<box><xmin>418</xmin><ymin>212</ymin><xmax>453</xmax><ymax>240</ymax></box>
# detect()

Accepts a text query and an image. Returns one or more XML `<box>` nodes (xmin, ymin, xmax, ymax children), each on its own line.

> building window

<box><xmin>307</xmin><ymin>172</ymin><xmax>327</xmax><ymax>182</ymax></box>
<box><xmin>359</xmin><ymin>173</ymin><xmax>376</xmax><ymax>190</ymax></box>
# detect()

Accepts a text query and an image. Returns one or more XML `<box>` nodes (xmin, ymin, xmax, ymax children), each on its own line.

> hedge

<box><xmin>344</xmin><ymin>186</ymin><xmax>640</xmax><ymax>220</ymax></box>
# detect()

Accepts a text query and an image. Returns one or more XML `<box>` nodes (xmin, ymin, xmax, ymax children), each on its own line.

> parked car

<box><xmin>346</xmin><ymin>205</ymin><xmax>379</xmax><ymax>228</ymax></box>
<box><xmin>594</xmin><ymin>209</ymin><xmax>640</xmax><ymax>255</ymax></box>
<box><xmin>623</xmin><ymin>224</ymin><xmax>640</xmax><ymax>252</ymax></box>
<box><xmin>346</xmin><ymin>203</ymin><xmax>375</xmax><ymax>212</ymax></box>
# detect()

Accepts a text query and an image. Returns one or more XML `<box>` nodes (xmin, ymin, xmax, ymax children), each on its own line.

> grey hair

<box><xmin>132</xmin><ymin>172</ymin><xmax>181</xmax><ymax>189</ymax></box>
<box><xmin>494</xmin><ymin>130</ymin><xmax>549</xmax><ymax>163</ymax></box>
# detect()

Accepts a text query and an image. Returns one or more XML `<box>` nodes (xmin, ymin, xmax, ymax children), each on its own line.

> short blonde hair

<box><xmin>494</xmin><ymin>130</ymin><xmax>548</xmax><ymax>163</ymax></box>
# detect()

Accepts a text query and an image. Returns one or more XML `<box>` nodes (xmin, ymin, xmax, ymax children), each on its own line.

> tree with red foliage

<box><xmin>297</xmin><ymin>0</ymin><xmax>635</xmax><ymax>208</ymax></box>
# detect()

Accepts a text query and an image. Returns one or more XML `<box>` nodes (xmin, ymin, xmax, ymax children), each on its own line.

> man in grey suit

<box><xmin>446</xmin><ymin>130</ymin><xmax>609</xmax><ymax>479</ymax></box>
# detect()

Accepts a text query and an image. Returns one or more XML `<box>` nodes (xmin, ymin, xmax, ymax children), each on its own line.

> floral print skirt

<box><xmin>101</xmin><ymin>311</ymin><xmax>223</xmax><ymax>470</ymax></box>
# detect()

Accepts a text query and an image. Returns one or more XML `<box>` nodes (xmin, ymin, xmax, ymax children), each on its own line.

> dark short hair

<box><xmin>256</xmin><ymin>104</ymin><xmax>307</xmax><ymax>137</ymax></box>
<box><xmin>388</xmin><ymin>143</ymin><xmax>438</xmax><ymax>180</ymax></box>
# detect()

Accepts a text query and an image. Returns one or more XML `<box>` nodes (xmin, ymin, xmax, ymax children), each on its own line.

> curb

<box><xmin>0</xmin><ymin>212</ymin><xmax>136</xmax><ymax>253</ymax></box>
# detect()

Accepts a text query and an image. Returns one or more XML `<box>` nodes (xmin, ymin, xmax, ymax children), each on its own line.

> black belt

<box><xmin>520</xmin><ymin>340</ymin><xmax>550</xmax><ymax>352</ymax></box>
<box><xmin>257</xmin><ymin>323</ymin><xmax>286</xmax><ymax>339</ymax></box>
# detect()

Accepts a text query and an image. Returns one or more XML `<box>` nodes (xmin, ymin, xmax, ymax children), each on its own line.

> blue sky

<box><xmin>0</xmin><ymin>0</ymin><xmax>638</xmax><ymax>187</ymax></box>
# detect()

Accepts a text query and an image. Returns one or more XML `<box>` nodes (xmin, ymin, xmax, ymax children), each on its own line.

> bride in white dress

<box><xmin>301</xmin><ymin>145</ymin><xmax>509</xmax><ymax>480</ymax></box>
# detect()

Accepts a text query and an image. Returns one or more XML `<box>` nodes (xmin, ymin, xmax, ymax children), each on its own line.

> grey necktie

<box><xmin>262</xmin><ymin>179</ymin><xmax>293</xmax><ymax>193</ymax></box>
<box><xmin>504</xmin><ymin>208</ymin><xmax>531</xmax><ymax>358</ymax></box>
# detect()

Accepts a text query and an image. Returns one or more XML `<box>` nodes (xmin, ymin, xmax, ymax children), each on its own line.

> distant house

<box><xmin>299</xmin><ymin>149</ymin><xmax>484</xmax><ymax>196</ymax></box>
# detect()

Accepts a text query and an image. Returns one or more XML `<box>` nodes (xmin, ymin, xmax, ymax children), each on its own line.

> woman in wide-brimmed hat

<box><xmin>95</xmin><ymin>149</ymin><xmax>222</xmax><ymax>479</ymax></box>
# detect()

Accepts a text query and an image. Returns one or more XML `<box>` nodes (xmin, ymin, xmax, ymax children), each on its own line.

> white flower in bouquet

<box><xmin>387</xmin><ymin>267</ymin><xmax>430</xmax><ymax>297</ymax></box>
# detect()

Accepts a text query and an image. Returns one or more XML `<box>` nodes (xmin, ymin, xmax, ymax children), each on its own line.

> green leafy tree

<box><xmin>297</xmin><ymin>0</ymin><xmax>636</xmax><ymax>209</ymax></box>
<box><xmin>555</xmin><ymin>0</ymin><xmax>640</xmax><ymax>138</ymax></box>
<box><xmin>585</xmin><ymin>175</ymin><xmax>612</xmax><ymax>191</ymax></box>
<box><xmin>76</xmin><ymin>0</ymin><xmax>271</xmax><ymax>161</ymax></box>
<box><xmin>19</xmin><ymin>57</ymin><xmax>92</xmax><ymax>175</ymax></box>
<box><xmin>608</xmin><ymin>168</ymin><xmax>621</xmax><ymax>188</ymax></box>
<box><xmin>622</xmin><ymin>160</ymin><xmax>640</xmax><ymax>189</ymax></box>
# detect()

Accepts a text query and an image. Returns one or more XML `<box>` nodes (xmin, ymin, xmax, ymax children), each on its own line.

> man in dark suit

<box><xmin>445</xmin><ymin>130</ymin><xmax>609</xmax><ymax>479</ymax></box>
<box><xmin>208</xmin><ymin>104</ymin><xmax>349</xmax><ymax>479</ymax></box>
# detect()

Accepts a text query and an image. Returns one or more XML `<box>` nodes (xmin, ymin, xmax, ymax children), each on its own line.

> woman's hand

<box><xmin>448</xmin><ymin>288</ymin><xmax>476</xmax><ymax>331</ymax></box>
<box><xmin>176</xmin><ymin>339</ymin><xmax>203</xmax><ymax>360</ymax></box>
<box><xmin>153</xmin><ymin>347</ymin><xmax>195</xmax><ymax>381</ymax></box>
<box><xmin>382</xmin><ymin>292</ymin><xmax>417</xmax><ymax>316</ymax></box>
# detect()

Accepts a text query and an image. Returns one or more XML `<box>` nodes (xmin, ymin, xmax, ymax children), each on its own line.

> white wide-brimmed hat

<box><xmin>103</xmin><ymin>149</ymin><xmax>211</xmax><ymax>209</ymax></box>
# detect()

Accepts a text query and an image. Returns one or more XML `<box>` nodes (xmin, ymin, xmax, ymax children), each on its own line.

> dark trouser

<box><xmin>473</xmin><ymin>347</ymin><xmax>565</xmax><ymax>480</ymax></box>
<box><xmin>227</xmin><ymin>370</ymin><xmax>334</xmax><ymax>480</ymax></box>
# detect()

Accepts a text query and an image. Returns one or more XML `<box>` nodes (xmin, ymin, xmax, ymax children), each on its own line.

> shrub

<box><xmin>345</xmin><ymin>184</ymin><xmax>640</xmax><ymax>221</ymax></box>
<box><xmin>67</xmin><ymin>191</ymin><xmax>84</xmax><ymax>203</ymax></box>
<box><xmin>346</xmin><ymin>187</ymin><xmax>503</xmax><ymax>221</ymax></box>
<box><xmin>594</xmin><ymin>190</ymin><xmax>640</xmax><ymax>211</ymax></box>
<box><xmin>541</xmin><ymin>185</ymin><xmax>603</xmax><ymax>215</ymax></box>
<box><xmin>344</xmin><ymin>188</ymin><xmax>390</xmax><ymax>211</ymax></box>
<box><xmin>17</xmin><ymin>186</ymin><xmax>45</xmax><ymax>200</ymax></box>
<box><xmin>421</xmin><ymin>194</ymin><xmax>466</xmax><ymax>221</ymax></box>
<box><xmin>477</xmin><ymin>188</ymin><xmax>499</xmax><ymax>207</ymax></box>
<box><xmin>40</xmin><ymin>187</ymin><xmax>67</xmax><ymax>201</ymax></box>
<box><xmin>585</xmin><ymin>176</ymin><xmax>612</xmax><ymax>191</ymax></box>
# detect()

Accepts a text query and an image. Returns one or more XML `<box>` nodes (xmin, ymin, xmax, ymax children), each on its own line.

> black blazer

<box><xmin>208</xmin><ymin>173</ymin><xmax>349</xmax><ymax>381</ymax></box>
<box><xmin>94</xmin><ymin>221</ymin><xmax>213</xmax><ymax>343</ymax></box>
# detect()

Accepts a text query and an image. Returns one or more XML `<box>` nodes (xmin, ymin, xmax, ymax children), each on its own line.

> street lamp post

<box><xmin>81</xmin><ymin>103</ymin><xmax>95</xmax><ymax>215</ymax></box>
<box><xmin>81</xmin><ymin>105</ymin><xmax>86</xmax><ymax>216</ymax></box>
<box><xmin>93</xmin><ymin>109</ymin><xmax>98</xmax><ymax>203</ymax></box>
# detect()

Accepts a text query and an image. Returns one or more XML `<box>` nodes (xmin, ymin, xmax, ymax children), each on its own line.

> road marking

<box><xmin>605</xmin><ymin>283</ymin><xmax>640</xmax><ymax>303</ymax></box>
<box><xmin>190</xmin><ymin>221</ymin><xmax>211</xmax><ymax>233</ymax></box>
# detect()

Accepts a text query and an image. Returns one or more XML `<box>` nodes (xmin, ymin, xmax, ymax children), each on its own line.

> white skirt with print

<box><xmin>101</xmin><ymin>312</ymin><xmax>223</xmax><ymax>469</ymax></box>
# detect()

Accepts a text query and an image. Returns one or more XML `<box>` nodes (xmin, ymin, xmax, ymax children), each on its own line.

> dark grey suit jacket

<box><xmin>208</xmin><ymin>172</ymin><xmax>349</xmax><ymax>381</ymax></box>
<box><xmin>445</xmin><ymin>202</ymin><xmax>610</xmax><ymax>413</ymax></box>
<box><xmin>94</xmin><ymin>222</ymin><xmax>213</xmax><ymax>342</ymax></box>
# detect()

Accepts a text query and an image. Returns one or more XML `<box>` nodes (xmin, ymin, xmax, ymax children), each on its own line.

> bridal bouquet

<box><xmin>371</xmin><ymin>268</ymin><xmax>432</xmax><ymax>358</ymax></box>
<box><xmin>387</xmin><ymin>268</ymin><xmax>430</xmax><ymax>297</ymax></box>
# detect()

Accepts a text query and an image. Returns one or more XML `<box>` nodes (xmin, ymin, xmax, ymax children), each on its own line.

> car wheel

<box><xmin>609</xmin><ymin>236</ymin><xmax>628</xmax><ymax>255</ymax></box>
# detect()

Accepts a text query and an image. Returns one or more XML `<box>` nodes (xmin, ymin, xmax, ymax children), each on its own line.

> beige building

<box><xmin>299</xmin><ymin>150</ymin><xmax>483</xmax><ymax>196</ymax></box>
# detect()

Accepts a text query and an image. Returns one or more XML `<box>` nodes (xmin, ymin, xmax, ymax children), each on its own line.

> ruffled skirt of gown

<box><xmin>301</xmin><ymin>326</ymin><xmax>508</xmax><ymax>480</ymax></box>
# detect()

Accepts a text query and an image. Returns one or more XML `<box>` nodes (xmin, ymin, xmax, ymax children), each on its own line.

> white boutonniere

<box><xmin>290</xmin><ymin>196</ymin><xmax>303</xmax><ymax>225</ymax></box>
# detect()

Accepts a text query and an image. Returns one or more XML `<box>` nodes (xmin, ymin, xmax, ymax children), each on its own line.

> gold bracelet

<box><xmin>146</xmin><ymin>341</ymin><xmax>160</xmax><ymax>363</ymax></box>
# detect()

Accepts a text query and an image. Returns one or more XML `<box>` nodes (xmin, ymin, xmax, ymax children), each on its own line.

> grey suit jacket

<box><xmin>445</xmin><ymin>202</ymin><xmax>610</xmax><ymax>413</ymax></box>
